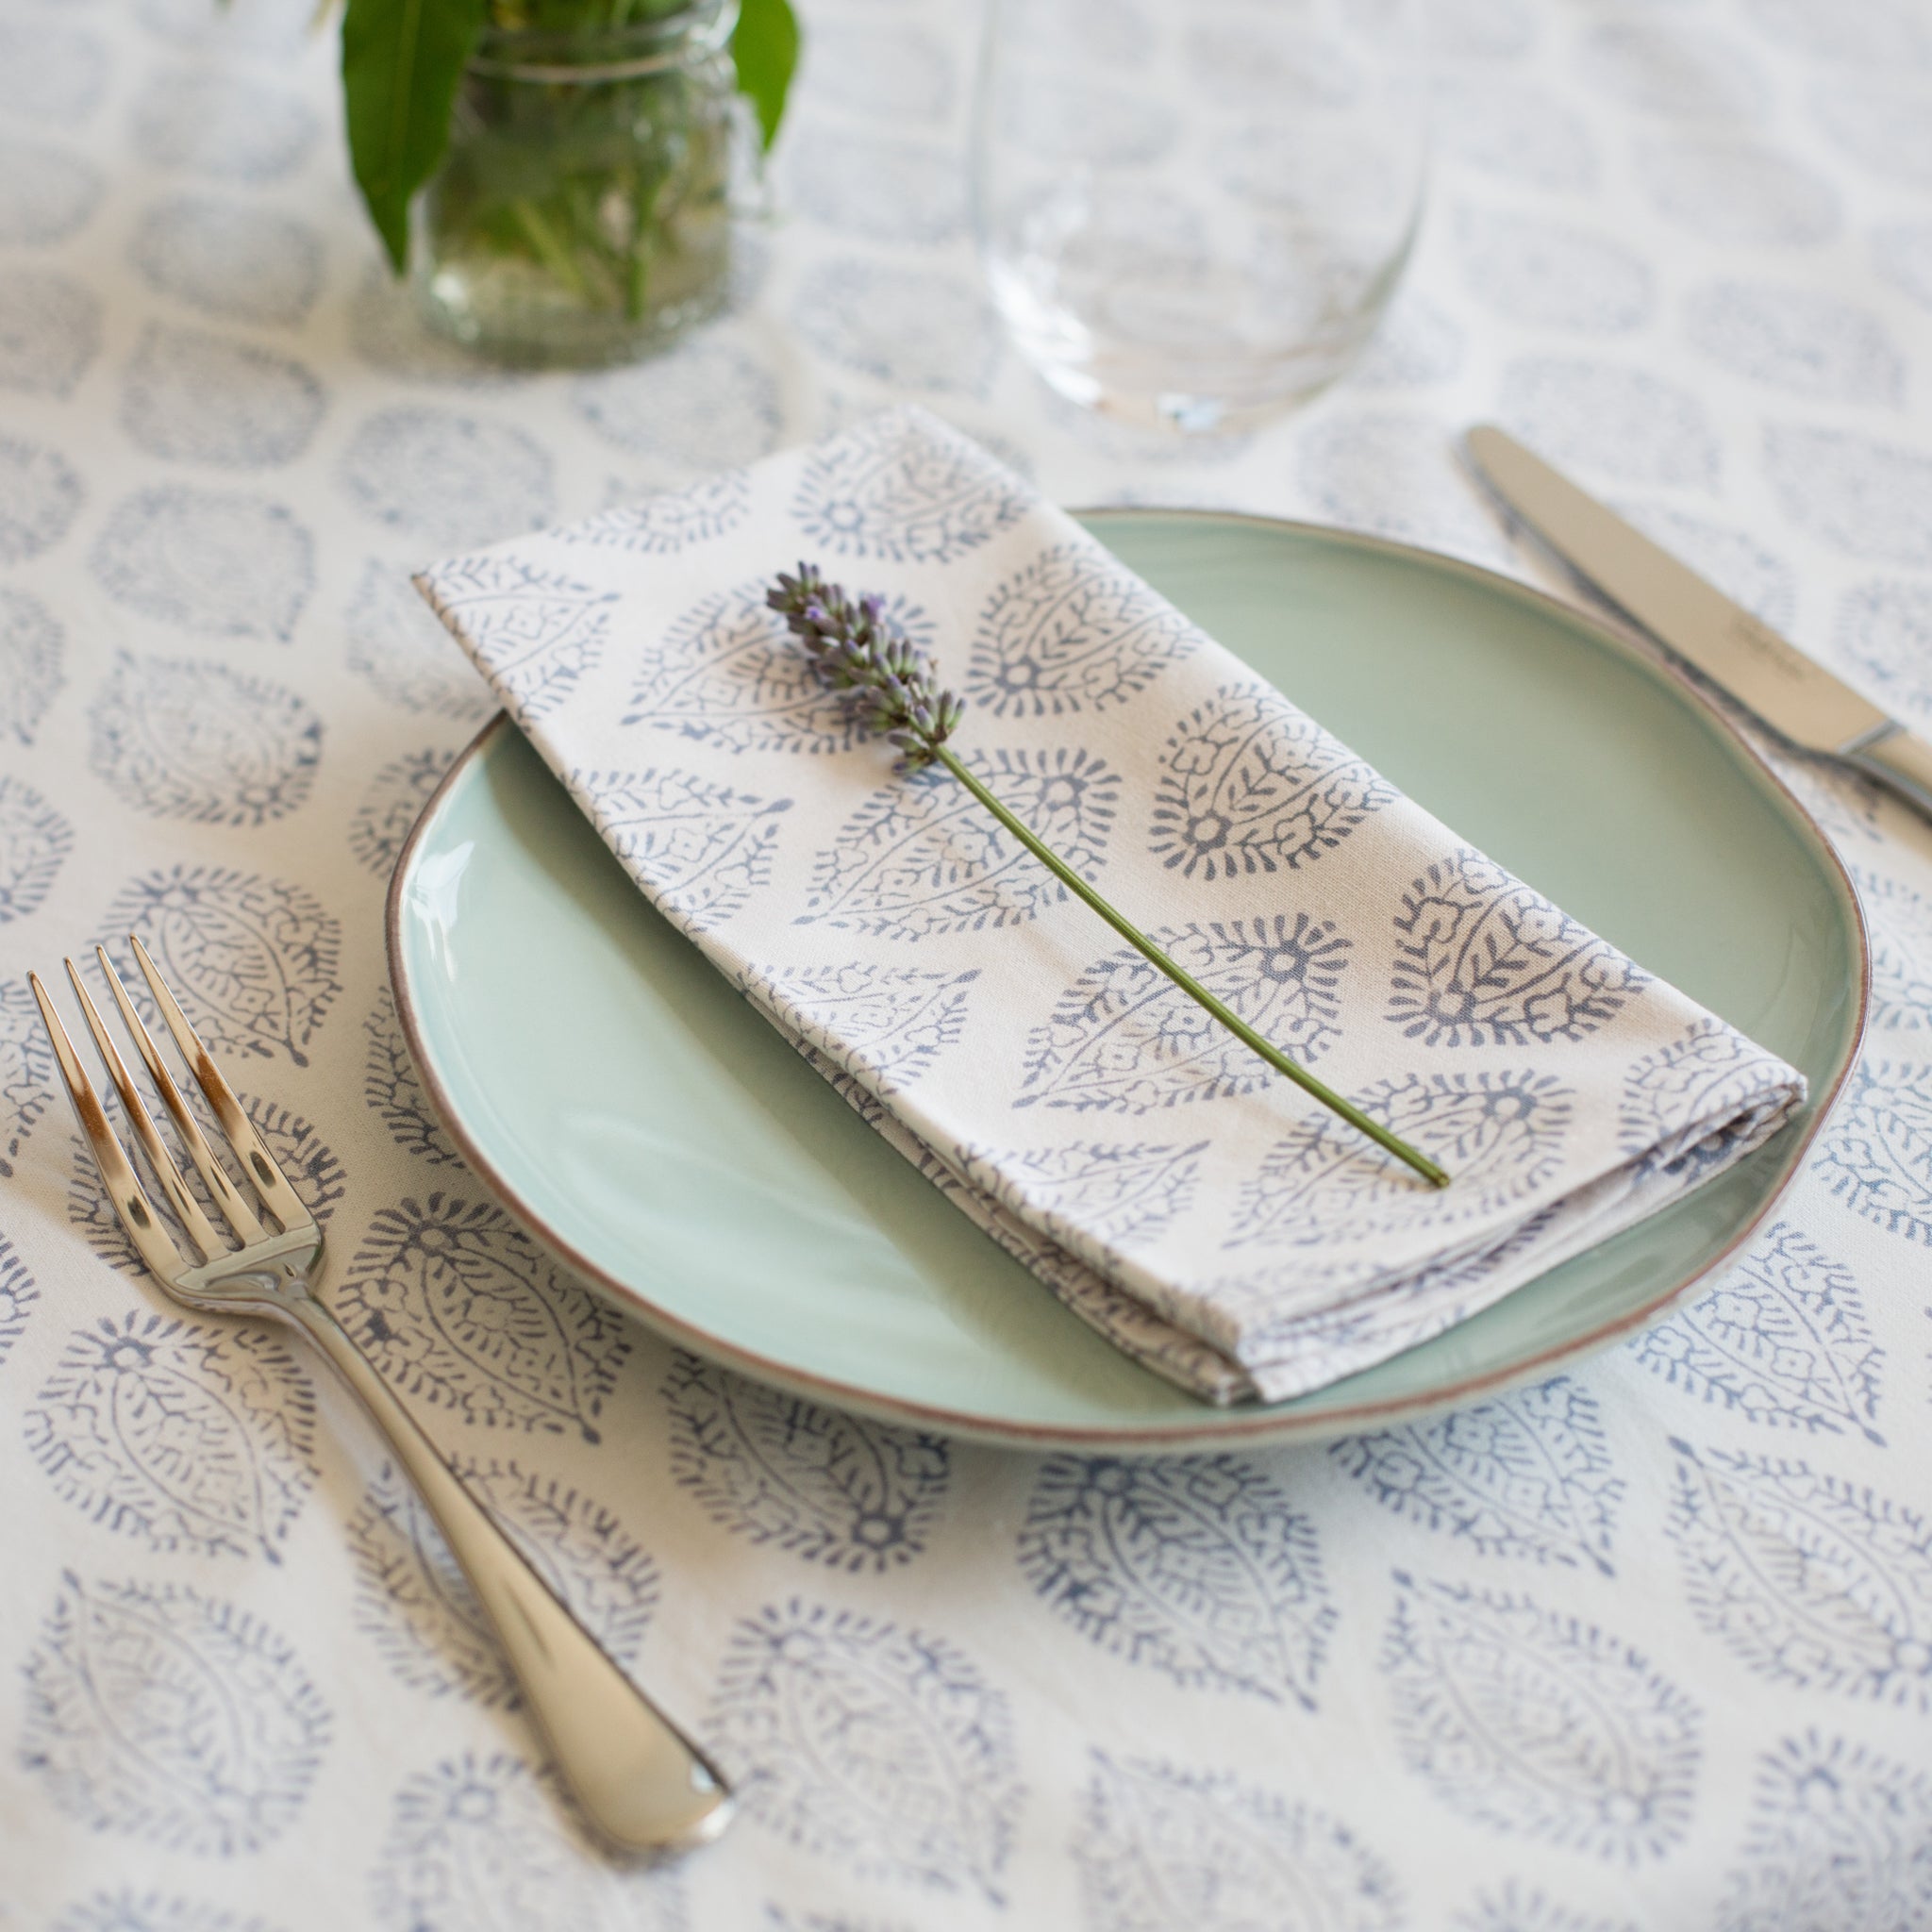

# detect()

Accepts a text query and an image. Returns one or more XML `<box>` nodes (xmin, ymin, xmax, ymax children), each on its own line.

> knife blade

<box><xmin>1464</xmin><ymin>423</ymin><xmax>1932</xmax><ymax>822</ymax></box>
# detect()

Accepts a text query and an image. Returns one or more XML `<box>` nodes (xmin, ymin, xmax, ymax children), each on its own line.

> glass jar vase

<box><xmin>413</xmin><ymin>1</ymin><xmax>741</xmax><ymax>366</ymax></box>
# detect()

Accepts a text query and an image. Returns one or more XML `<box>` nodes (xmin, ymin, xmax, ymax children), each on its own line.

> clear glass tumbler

<box><xmin>972</xmin><ymin>0</ymin><xmax>1428</xmax><ymax>433</ymax></box>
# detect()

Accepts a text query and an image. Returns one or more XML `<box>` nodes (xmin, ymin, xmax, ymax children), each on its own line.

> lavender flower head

<box><xmin>767</xmin><ymin>562</ymin><xmax>964</xmax><ymax>770</ymax></box>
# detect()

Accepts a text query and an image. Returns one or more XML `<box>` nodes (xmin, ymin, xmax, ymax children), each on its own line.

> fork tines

<box><xmin>30</xmin><ymin>937</ymin><xmax>315</xmax><ymax>1282</ymax></box>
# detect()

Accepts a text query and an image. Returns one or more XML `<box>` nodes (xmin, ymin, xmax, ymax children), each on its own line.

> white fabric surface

<box><xmin>418</xmin><ymin>406</ymin><xmax>1804</xmax><ymax>1405</ymax></box>
<box><xmin>1</xmin><ymin>0</ymin><xmax>1930</xmax><ymax>1927</ymax></box>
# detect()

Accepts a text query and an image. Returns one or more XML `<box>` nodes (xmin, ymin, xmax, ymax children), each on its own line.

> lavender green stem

<box><xmin>931</xmin><ymin>744</ymin><xmax>1450</xmax><ymax>1190</ymax></box>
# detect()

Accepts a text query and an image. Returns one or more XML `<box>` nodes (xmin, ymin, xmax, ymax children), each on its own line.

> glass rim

<box><xmin>468</xmin><ymin>0</ymin><xmax>738</xmax><ymax>81</ymax></box>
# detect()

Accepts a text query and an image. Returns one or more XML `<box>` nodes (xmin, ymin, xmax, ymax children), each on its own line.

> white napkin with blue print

<box><xmin>416</xmin><ymin>408</ymin><xmax>1805</xmax><ymax>1405</ymax></box>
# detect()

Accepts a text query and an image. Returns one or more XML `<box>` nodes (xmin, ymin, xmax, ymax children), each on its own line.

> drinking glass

<box><xmin>971</xmin><ymin>0</ymin><xmax>1428</xmax><ymax>433</ymax></box>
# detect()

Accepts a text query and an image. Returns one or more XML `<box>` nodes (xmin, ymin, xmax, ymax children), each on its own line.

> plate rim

<box><xmin>387</xmin><ymin>507</ymin><xmax>1871</xmax><ymax>1450</ymax></box>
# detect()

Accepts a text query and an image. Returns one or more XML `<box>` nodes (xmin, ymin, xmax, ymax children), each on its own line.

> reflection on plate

<box><xmin>388</xmin><ymin>510</ymin><xmax>1865</xmax><ymax>1450</ymax></box>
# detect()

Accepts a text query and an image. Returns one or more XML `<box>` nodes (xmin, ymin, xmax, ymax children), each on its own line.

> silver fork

<box><xmin>30</xmin><ymin>937</ymin><xmax>732</xmax><ymax>1857</ymax></box>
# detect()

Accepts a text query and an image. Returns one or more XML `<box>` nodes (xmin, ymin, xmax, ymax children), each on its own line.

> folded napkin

<box><xmin>416</xmin><ymin>407</ymin><xmax>1805</xmax><ymax>1406</ymax></box>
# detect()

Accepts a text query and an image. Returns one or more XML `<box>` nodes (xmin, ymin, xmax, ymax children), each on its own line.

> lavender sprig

<box><xmin>768</xmin><ymin>564</ymin><xmax>963</xmax><ymax>769</ymax></box>
<box><xmin>766</xmin><ymin>563</ymin><xmax>1449</xmax><ymax>1189</ymax></box>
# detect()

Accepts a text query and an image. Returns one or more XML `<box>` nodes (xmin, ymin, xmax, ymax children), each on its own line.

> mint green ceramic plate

<box><xmin>388</xmin><ymin>510</ymin><xmax>1866</xmax><ymax>1450</ymax></box>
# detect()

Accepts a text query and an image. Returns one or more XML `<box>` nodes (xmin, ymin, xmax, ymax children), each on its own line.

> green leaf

<box><xmin>341</xmin><ymin>0</ymin><xmax>490</xmax><ymax>273</ymax></box>
<box><xmin>731</xmin><ymin>0</ymin><xmax>798</xmax><ymax>151</ymax></box>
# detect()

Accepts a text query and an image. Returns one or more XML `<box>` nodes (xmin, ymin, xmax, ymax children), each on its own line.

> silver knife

<box><xmin>1464</xmin><ymin>424</ymin><xmax>1932</xmax><ymax>821</ymax></box>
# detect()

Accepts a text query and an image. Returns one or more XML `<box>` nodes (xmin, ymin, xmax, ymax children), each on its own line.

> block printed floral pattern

<box><xmin>420</xmin><ymin>408</ymin><xmax>1801</xmax><ymax>1411</ymax></box>
<box><xmin>2</xmin><ymin>2</ymin><xmax>1928</xmax><ymax>1924</ymax></box>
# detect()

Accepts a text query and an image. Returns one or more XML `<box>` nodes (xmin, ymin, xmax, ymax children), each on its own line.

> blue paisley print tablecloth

<box><xmin>2</xmin><ymin>0</ymin><xmax>1930</xmax><ymax>1926</ymax></box>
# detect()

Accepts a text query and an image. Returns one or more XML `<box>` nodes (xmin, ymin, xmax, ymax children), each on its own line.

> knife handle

<box><xmin>1845</xmin><ymin>725</ymin><xmax>1932</xmax><ymax>822</ymax></box>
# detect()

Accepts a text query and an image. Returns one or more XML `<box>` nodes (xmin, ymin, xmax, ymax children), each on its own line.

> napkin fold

<box><xmin>416</xmin><ymin>408</ymin><xmax>1805</xmax><ymax>1406</ymax></box>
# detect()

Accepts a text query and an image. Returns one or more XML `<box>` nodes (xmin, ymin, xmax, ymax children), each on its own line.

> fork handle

<box><xmin>287</xmin><ymin>1294</ymin><xmax>732</xmax><ymax>1855</ymax></box>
